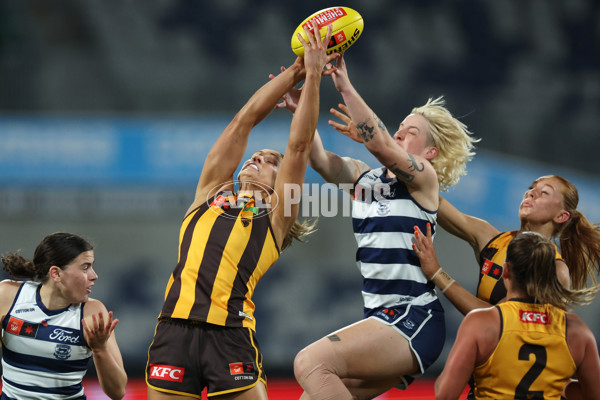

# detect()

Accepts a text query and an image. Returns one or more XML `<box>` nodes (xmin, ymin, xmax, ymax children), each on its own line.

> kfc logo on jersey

<box><xmin>519</xmin><ymin>310</ymin><xmax>550</xmax><ymax>325</ymax></box>
<box><xmin>7</xmin><ymin>317</ymin><xmax>38</xmax><ymax>338</ymax></box>
<box><xmin>7</xmin><ymin>317</ymin><xmax>24</xmax><ymax>334</ymax></box>
<box><xmin>481</xmin><ymin>259</ymin><xmax>502</xmax><ymax>280</ymax></box>
<box><xmin>149</xmin><ymin>364</ymin><xmax>185</xmax><ymax>382</ymax></box>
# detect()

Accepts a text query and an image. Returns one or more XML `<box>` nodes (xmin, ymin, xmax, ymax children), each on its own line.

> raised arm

<box><xmin>438</xmin><ymin>196</ymin><xmax>500</xmax><ymax>256</ymax></box>
<box><xmin>272</xmin><ymin>67</ymin><xmax>369</xmax><ymax>187</ymax></box>
<box><xmin>309</xmin><ymin>129</ymin><xmax>369</xmax><ymax>186</ymax></box>
<box><xmin>330</xmin><ymin>55</ymin><xmax>438</xmax><ymax>193</ymax></box>
<box><xmin>413</xmin><ymin>224</ymin><xmax>496</xmax><ymax>315</ymax></box>
<box><xmin>188</xmin><ymin>56</ymin><xmax>307</xmax><ymax>214</ymax></box>
<box><xmin>83</xmin><ymin>299</ymin><xmax>127</xmax><ymax>400</ymax></box>
<box><xmin>315</xmin><ymin>102</ymin><xmax>370</xmax><ymax>185</ymax></box>
<box><xmin>270</xmin><ymin>23</ymin><xmax>338</xmax><ymax>244</ymax></box>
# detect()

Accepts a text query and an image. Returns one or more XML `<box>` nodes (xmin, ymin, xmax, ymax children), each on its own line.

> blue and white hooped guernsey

<box><xmin>352</xmin><ymin>167</ymin><xmax>439</xmax><ymax>316</ymax></box>
<box><xmin>1</xmin><ymin>281</ymin><xmax>92</xmax><ymax>400</ymax></box>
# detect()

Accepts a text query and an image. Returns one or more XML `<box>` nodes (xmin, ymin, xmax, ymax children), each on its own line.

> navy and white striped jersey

<box><xmin>1</xmin><ymin>281</ymin><xmax>92</xmax><ymax>400</ymax></box>
<box><xmin>352</xmin><ymin>167</ymin><xmax>439</xmax><ymax>315</ymax></box>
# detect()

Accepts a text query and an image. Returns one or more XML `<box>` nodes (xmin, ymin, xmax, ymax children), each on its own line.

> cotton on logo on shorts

<box><xmin>519</xmin><ymin>310</ymin><xmax>550</xmax><ymax>325</ymax></box>
<box><xmin>149</xmin><ymin>364</ymin><xmax>185</xmax><ymax>382</ymax></box>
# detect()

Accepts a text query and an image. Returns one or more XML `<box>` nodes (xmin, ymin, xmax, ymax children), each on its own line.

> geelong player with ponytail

<box><xmin>0</xmin><ymin>232</ymin><xmax>127</xmax><ymax>400</ymax></box>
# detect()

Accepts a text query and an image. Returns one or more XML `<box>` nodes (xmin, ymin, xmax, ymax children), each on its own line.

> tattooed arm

<box><xmin>330</xmin><ymin>55</ymin><xmax>439</xmax><ymax>206</ymax></box>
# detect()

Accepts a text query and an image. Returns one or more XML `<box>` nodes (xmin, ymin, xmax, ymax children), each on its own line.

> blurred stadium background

<box><xmin>0</xmin><ymin>0</ymin><xmax>599</xmax><ymax>398</ymax></box>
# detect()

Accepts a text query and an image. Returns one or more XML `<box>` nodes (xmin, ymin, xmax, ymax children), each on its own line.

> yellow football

<box><xmin>291</xmin><ymin>6</ymin><xmax>364</xmax><ymax>57</ymax></box>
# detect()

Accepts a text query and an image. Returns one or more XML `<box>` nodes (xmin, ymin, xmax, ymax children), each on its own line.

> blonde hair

<box><xmin>411</xmin><ymin>96</ymin><xmax>479</xmax><ymax>191</ymax></box>
<box><xmin>281</xmin><ymin>219</ymin><xmax>317</xmax><ymax>252</ymax></box>
<box><xmin>261</xmin><ymin>150</ymin><xmax>317</xmax><ymax>252</ymax></box>
<box><xmin>507</xmin><ymin>231</ymin><xmax>598</xmax><ymax>309</ymax></box>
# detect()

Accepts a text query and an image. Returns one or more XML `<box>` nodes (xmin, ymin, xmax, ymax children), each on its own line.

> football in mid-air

<box><xmin>291</xmin><ymin>7</ymin><xmax>363</xmax><ymax>57</ymax></box>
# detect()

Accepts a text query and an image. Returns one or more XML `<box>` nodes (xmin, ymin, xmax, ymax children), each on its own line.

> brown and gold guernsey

<box><xmin>473</xmin><ymin>300</ymin><xmax>576</xmax><ymax>400</ymax></box>
<box><xmin>159</xmin><ymin>192</ymin><xmax>280</xmax><ymax>331</ymax></box>
<box><xmin>477</xmin><ymin>231</ymin><xmax>563</xmax><ymax>304</ymax></box>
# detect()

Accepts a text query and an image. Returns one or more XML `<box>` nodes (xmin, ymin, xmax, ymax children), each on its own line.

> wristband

<box><xmin>442</xmin><ymin>279</ymin><xmax>456</xmax><ymax>294</ymax></box>
<box><xmin>430</xmin><ymin>268</ymin><xmax>443</xmax><ymax>281</ymax></box>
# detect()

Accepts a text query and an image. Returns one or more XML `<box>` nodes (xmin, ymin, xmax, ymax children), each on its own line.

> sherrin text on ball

<box><xmin>291</xmin><ymin>6</ymin><xmax>363</xmax><ymax>57</ymax></box>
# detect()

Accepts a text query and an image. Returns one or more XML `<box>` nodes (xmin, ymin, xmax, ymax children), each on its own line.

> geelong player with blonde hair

<box><xmin>277</xmin><ymin>53</ymin><xmax>478</xmax><ymax>399</ymax></box>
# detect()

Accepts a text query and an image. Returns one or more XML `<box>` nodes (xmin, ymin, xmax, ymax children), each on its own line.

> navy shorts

<box><xmin>146</xmin><ymin>318</ymin><xmax>266</xmax><ymax>397</ymax></box>
<box><xmin>367</xmin><ymin>300</ymin><xmax>445</xmax><ymax>387</ymax></box>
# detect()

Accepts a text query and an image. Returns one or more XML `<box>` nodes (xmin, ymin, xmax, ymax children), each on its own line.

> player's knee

<box><xmin>294</xmin><ymin>341</ymin><xmax>337</xmax><ymax>384</ymax></box>
<box><xmin>294</xmin><ymin>347</ymin><xmax>315</xmax><ymax>382</ymax></box>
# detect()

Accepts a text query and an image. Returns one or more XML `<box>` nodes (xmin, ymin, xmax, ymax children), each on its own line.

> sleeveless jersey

<box><xmin>473</xmin><ymin>300</ymin><xmax>576</xmax><ymax>399</ymax></box>
<box><xmin>352</xmin><ymin>167</ymin><xmax>438</xmax><ymax>315</ymax></box>
<box><xmin>160</xmin><ymin>192</ymin><xmax>280</xmax><ymax>331</ymax></box>
<box><xmin>478</xmin><ymin>231</ymin><xmax>563</xmax><ymax>304</ymax></box>
<box><xmin>1</xmin><ymin>281</ymin><xmax>92</xmax><ymax>400</ymax></box>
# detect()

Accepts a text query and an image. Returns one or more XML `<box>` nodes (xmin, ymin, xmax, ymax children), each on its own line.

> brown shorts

<box><xmin>145</xmin><ymin>318</ymin><xmax>266</xmax><ymax>397</ymax></box>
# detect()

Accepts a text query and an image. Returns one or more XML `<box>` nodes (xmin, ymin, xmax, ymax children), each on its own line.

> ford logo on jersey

<box><xmin>48</xmin><ymin>328</ymin><xmax>81</xmax><ymax>344</ymax></box>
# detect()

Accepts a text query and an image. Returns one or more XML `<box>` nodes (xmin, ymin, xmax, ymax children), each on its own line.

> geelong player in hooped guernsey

<box><xmin>287</xmin><ymin>47</ymin><xmax>478</xmax><ymax>397</ymax></box>
<box><xmin>0</xmin><ymin>233</ymin><xmax>127</xmax><ymax>400</ymax></box>
<box><xmin>353</xmin><ymin>168</ymin><xmax>438</xmax><ymax>315</ymax></box>
<box><xmin>2</xmin><ymin>282</ymin><xmax>93</xmax><ymax>399</ymax></box>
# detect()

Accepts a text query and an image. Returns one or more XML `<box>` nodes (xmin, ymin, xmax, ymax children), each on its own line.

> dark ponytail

<box><xmin>2</xmin><ymin>233</ymin><xmax>93</xmax><ymax>282</ymax></box>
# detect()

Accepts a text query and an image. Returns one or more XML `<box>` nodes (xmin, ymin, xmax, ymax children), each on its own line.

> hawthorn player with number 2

<box><xmin>422</xmin><ymin>231</ymin><xmax>600</xmax><ymax>400</ymax></box>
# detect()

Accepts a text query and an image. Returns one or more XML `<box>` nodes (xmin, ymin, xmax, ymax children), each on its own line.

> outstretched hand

<box><xmin>82</xmin><ymin>311</ymin><xmax>118</xmax><ymax>352</ymax></box>
<box><xmin>412</xmin><ymin>223</ymin><xmax>442</xmax><ymax>280</ymax></box>
<box><xmin>269</xmin><ymin>66</ymin><xmax>302</xmax><ymax>113</ymax></box>
<box><xmin>269</xmin><ymin>22</ymin><xmax>339</xmax><ymax>113</ymax></box>
<box><xmin>330</xmin><ymin>52</ymin><xmax>352</xmax><ymax>93</ymax></box>
<box><xmin>329</xmin><ymin>103</ymin><xmax>362</xmax><ymax>143</ymax></box>
<box><xmin>297</xmin><ymin>21</ymin><xmax>338</xmax><ymax>77</ymax></box>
